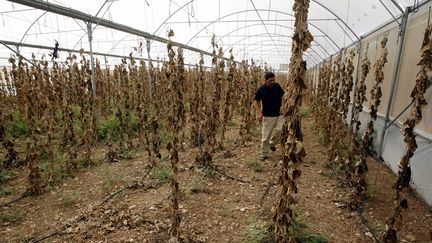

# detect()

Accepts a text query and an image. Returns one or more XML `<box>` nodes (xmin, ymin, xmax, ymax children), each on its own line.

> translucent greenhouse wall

<box><xmin>310</xmin><ymin>4</ymin><xmax>432</xmax><ymax>207</ymax></box>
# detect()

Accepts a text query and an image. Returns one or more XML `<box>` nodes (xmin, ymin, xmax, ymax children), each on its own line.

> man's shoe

<box><xmin>270</xmin><ymin>146</ymin><xmax>276</xmax><ymax>152</ymax></box>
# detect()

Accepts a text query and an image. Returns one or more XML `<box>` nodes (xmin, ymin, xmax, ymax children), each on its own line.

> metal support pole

<box><xmin>87</xmin><ymin>22</ymin><xmax>96</xmax><ymax>98</ymax></box>
<box><xmin>7</xmin><ymin>0</ymin><xmax>235</xmax><ymax>63</ymax></box>
<box><xmin>146</xmin><ymin>38</ymin><xmax>153</xmax><ymax>101</ymax></box>
<box><xmin>87</xmin><ymin>22</ymin><xmax>97</xmax><ymax>139</ymax></box>
<box><xmin>104</xmin><ymin>56</ymin><xmax>108</xmax><ymax>69</ymax></box>
<box><xmin>377</xmin><ymin>7</ymin><xmax>411</xmax><ymax>159</ymax></box>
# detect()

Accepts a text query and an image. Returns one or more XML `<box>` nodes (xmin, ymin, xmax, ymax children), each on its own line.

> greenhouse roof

<box><xmin>0</xmin><ymin>0</ymin><xmax>428</xmax><ymax>69</ymax></box>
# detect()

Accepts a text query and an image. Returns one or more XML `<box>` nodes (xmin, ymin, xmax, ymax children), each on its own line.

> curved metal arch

<box><xmin>71</xmin><ymin>0</ymin><xmax>115</xmax><ymax>50</ymax></box>
<box><xmin>206</xmin><ymin>22</ymin><xmax>294</xmax><ymax>52</ymax></box>
<box><xmin>226</xmin><ymin>32</ymin><xmax>325</xmax><ymax>61</ymax></box>
<box><xmin>228</xmin><ymin>38</ymin><xmax>318</xmax><ymax>66</ymax></box>
<box><xmin>239</xmin><ymin>47</ymin><xmax>322</xmax><ymax>67</ymax></box>
<box><xmin>152</xmin><ymin>0</ymin><xmax>195</xmax><ymax>37</ymax></box>
<box><xmin>106</xmin><ymin>33</ymin><xmax>138</xmax><ymax>55</ymax></box>
<box><xmin>18</xmin><ymin>11</ymin><xmax>48</xmax><ymax>51</ymax></box>
<box><xmin>207</xmin><ymin>23</ymin><xmax>330</xmax><ymax>60</ymax></box>
<box><xmin>212</xmin><ymin>23</ymin><xmax>331</xmax><ymax>57</ymax></box>
<box><xmin>17</xmin><ymin>11</ymin><xmax>86</xmax><ymax>53</ymax></box>
<box><xmin>234</xmin><ymin>50</ymin><xmax>318</xmax><ymax>67</ymax></box>
<box><xmin>239</xmin><ymin>47</ymin><xmax>320</xmax><ymax>66</ymax></box>
<box><xmin>236</xmin><ymin>47</ymin><xmax>320</xmax><ymax>65</ymax></box>
<box><xmin>244</xmin><ymin>41</ymin><xmax>320</xmax><ymax>58</ymax></box>
<box><xmin>231</xmin><ymin>38</ymin><xmax>323</xmax><ymax>61</ymax></box>
<box><xmin>106</xmin><ymin>1</ymin><xmax>194</xmax><ymax>55</ymax></box>
<box><xmin>185</xmin><ymin>9</ymin><xmax>341</xmax><ymax>51</ymax></box>
<box><xmin>225</xmin><ymin>32</ymin><xmax>291</xmax><ymax>51</ymax></box>
<box><xmin>310</xmin><ymin>0</ymin><xmax>359</xmax><ymax>40</ymax></box>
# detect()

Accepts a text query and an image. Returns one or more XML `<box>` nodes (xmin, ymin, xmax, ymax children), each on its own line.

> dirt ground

<box><xmin>1</xmin><ymin>116</ymin><xmax>431</xmax><ymax>242</ymax></box>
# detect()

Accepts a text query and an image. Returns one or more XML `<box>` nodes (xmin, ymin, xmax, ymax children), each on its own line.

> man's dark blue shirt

<box><xmin>254</xmin><ymin>83</ymin><xmax>285</xmax><ymax>117</ymax></box>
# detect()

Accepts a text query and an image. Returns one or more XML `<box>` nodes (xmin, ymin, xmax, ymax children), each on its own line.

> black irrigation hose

<box><xmin>1</xmin><ymin>194</ymin><xmax>27</xmax><ymax>208</ymax></box>
<box><xmin>28</xmin><ymin>167</ymin><xmax>158</xmax><ymax>242</ymax></box>
<box><xmin>28</xmin><ymin>215</ymin><xmax>87</xmax><ymax>243</ymax></box>
<box><xmin>209</xmin><ymin>164</ymin><xmax>251</xmax><ymax>184</ymax></box>
<box><xmin>260</xmin><ymin>182</ymin><xmax>276</xmax><ymax>207</ymax></box>
<box><xmin>99</xmin><ymin>165</ymin><xmax>154</xmax><ymax>205</ymax></box>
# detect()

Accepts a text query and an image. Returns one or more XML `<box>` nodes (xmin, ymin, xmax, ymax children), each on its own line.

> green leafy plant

<box><xmin>0</xmin><ymin>170</ymin><xmax>12</xmax><ymax>183</ymax></box>
<box><xmin>318</xmin><ymin>130</ymin><xmax>330</xmax><ymax>146</ymax></box>
<box><xmin>293</xmin><ymin>216</ymin><xmax>328</xmax><ymax>243</ymax></box>
<box><xmin>58</xmin><ymin>191</ymin><xmax>80</xmax><ymax>207</ymax></box>
<box><xmin>248</xmin><ymin>159</ymin><xmax>263</xmax><ymax>172</ymax></box>
<box><xmin>151</xmin><ymin>164</ymin><xmax>172</xmax><ymax>184</ymax></box>
<box><xmin>243</xmin><ymin>215</ymin><xmax>267</xmax><ymax>243</ymax></box>
<box><xmin>0</xmin><ymin>186</ymin><xmax>13</xmax><ymax>196</ymax></box>
<box><xmin>0</xmin><ymin>207</ymin><xmax>21</xmax><ymax>223</ymax></box>
<box><xmin>299</xmin><ymin>106</ymin><xmax>311</xmax><ymax>118</ymax></box>
<box><xmin>3</xmin><ymin>110</ymin><xmax>30</xmax><ymax>138</ymax></box>
<box><xmin>97</xmin><ymin>114</ymin><xmax>121</xmax><ymax>140</ymax></box>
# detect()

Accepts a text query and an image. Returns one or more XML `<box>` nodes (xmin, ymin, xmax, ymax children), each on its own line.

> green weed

<box><xmin>248</xmin><ymin>159</ymin><xmax>263</xmax><ymax>172</ymax></box>
<box><xmin>293</xmin><ymin>216</ymin><xmax>328</xmax><ymax>243</ymax></box>
<box><xmin>151</xmin><ymin>164</ymin><xmax>172</xmax><ymax>184</ymax></box>
<box><xmin>97</xmin><ymin>114</ymin><xmax>121</xmax><ymax>140</ymax></box>
<box><xmin>3</xmin><ymin>110</ymin><xmax>30</xmax><ymax>138</ymax></box>
<box><xmin>0</xmin><ymin>186</ymin><xmax>13</xmax><ymax>196</ymax></box>
<box><xmin>299</xmin><ymin>106</ymin><xmax>311</xmax><ymax>118</ymax></box>
<box><xmin>0</xmin><ymin>207</ymin><xmax>21</xmax><ymax>223</ymax></box>
<box><xmin>58</xmin><ymin>191</ymin><xmax>80</xmax><ymax>207</ymax></box>
<box><xmin>318</xmin><ymin>130</ymin><xmax>330</xmax><ymax>146</ymax></box>
<box><xmin>242</xmin><ymin>215</ymin><xmax>267</xmax><ymax>243</ymax></box>
<box><xmin>0</xmin><ymin>170</ymin><xmax>12</xmax><ymax>183</ymax></box>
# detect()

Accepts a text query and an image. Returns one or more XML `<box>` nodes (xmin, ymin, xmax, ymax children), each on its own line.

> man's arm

<box><xmin>280</xmin><ymin>95</ymin><xmax>285</xmax><ymax>115</ymax></box>
<box><xmin>254</xmin><ymin>99</ymin><xmax>263</xmax><ymax>122</ymax></box>
<box><xmin>279</xmin><ymin>84</ymin><xmax>286</xmax><ymax>115</ymax></box>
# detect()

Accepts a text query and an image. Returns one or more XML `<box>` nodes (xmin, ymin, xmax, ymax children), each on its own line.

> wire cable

<box><xmin>0</xmin><ymin>40</ymin><xmax>77</xmax><ymax>95</ymax></box>
<box><xmin>343</xmin><ymin>0</ymin><xmax>351</xmax><ymax>47</ymax></box>
<box><xmin>249</xmin><ymin>0</ymin><xmax>281</xmax><ymax>56</ymax></box>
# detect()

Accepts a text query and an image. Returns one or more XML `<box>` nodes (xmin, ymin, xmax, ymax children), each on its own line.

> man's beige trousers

<box><xmin>260</xmin><ymin>116</ymin><xmax>285</xmax><ymax>158</ymax></box>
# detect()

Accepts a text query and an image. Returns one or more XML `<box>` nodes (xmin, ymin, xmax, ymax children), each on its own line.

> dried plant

<box><xmin>220</xmin><ymin>49</ymin><xmax>236</xmax><ymax>143</ymax></box>
<box><xmin>351</xmin><ymin>35</ymin><xmax>388</xmax><ymax>207</ymax></box>
<box><xmin>327</xmin><ymin>53</ymin><xmax>343</xmax><ymax>164</ymax></box>
<box><xmin>209</xmin><ymin>36</ymin><xmax>224</xmax><ymax>151</ymax></box>
<box><xmin>189</xmin><ymin>64</ymin><xmax>202</xmax><ymax>146</ymax></box>
<box><xmin>382</xmin><ymin>24</ymin><xmax>431</xmax><ymax>243</ymax></box>
<box><xmin>345</xmin><ymin>45</ymin><xmax>371</xmax><ymax>184</ymax></box>
<box><xmin>333</xmin><ymin>49</ymin><xmax>356</xmax><ymax>176</ymax></box>
<box><xmin>25</xmin><ymin>56</ymin><xmax>43</xmax><ymax>195</ymax></box>
<box><xmin>238</xmin><ymin>60</ymin><xmax>250</xmax><ymax>140</ymax></box>
<box><xmin>340</xmin><ymin>49</ymin><xmax>356</xmax><ymax>121</ymax></box>
<box><xmin>239</xmin><ymin>59</ymin><xmax>260</xmax><ymax>142</ymax></box>
<box><xmin>313</xmin><ymin>58</ymin><xmax>332</xmax><ymax>138</ymax></box>
<box><xmin>176</xmin><ymin>46</ymin><xmax>187</xmax><ymax>151</ymax></box>
<box><xmin>273</xmin><ymin>0</ymin><xmax>313</xmax><ymax>241</ymax></box>
<box><xmin>137</xmin><ymin>59</ymin><xmax>153</xmax><ymax>164</ymax></box>
<box><xmin>79</xmin><ymin>55</ymin><xmax>94</xmax><ymax>166</ymax></box>
<box><xmin>0</xmin><ymin>67</ymin><xmax>18</xmax><ymax>168</ymax></box>
<box><xmin>194</xmin><ymin>54</ymin><xmax>213</xmax><ymax>168</ymax></box>
<box><xmin>63</xmin><ymin>56</ymin><xmax>78</xmax><ymax>175</ymax></box>
<box><xmin>351</xmin><ymin>44</ymin><xmax>371</xmax><ymax>144</ymax></box>
<box><xmin>165</xmin><ymin>30</ymin><xmax>183</xmax><ymax>241</ymax></box>
<box><xmin>150</xmin><ymin>64</ymin><xmax>162</xmax><ymax>161</ymax></box>
<box><xmin>43</xmin><ymin>61</ymin><xmax>57</xmax><ymax>182</ymax></box>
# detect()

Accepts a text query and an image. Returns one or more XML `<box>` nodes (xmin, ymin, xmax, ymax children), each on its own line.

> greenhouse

<box><xmin>0</xmin><ymin>0</ymin><xmax>431</xmax><ymax>242</ymax></box>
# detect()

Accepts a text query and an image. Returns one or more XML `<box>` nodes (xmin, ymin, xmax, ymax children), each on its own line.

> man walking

<box><xmin>254</xmin><ymin>72</ymin><xmax>285</xmax><ymax>161</ymax></box>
